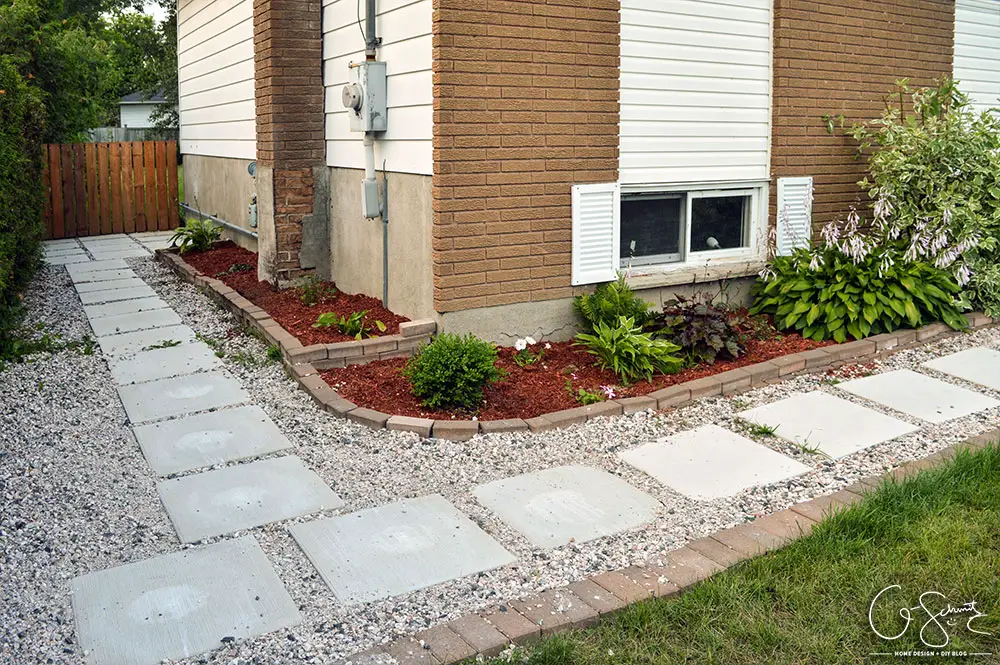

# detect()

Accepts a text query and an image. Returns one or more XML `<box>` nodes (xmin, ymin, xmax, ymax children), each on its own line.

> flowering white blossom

<box><xmin>601</xmin><ymin>385</ymin><xmax>617</xmax><ymax>399</ymax></box>
<box><xmin>544</xmin><ymin>342</ymin><xmax>551</xmax><ymax>350</ymax></box>
<box><xmin>514</xmin><ymin>339</ymin><xmax>527</xmax><ymax>351</ymax></box>
<box><xmin>525</xmin><ymin>336</ymin><xmax>536</xmax><ymax>346</ymax></box>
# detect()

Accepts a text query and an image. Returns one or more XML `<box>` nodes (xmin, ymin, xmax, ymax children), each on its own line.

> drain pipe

<box><xmin>365</xmin><ymin>0</ymin><xmax>378</xmax><ymax>59</ymax></box>
<box><xmin>381</xmin><ymin>160</ymin><xmax>389</xmax><ymax>308</ymax></box>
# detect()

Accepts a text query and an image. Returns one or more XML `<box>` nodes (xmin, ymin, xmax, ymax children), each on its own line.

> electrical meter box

<box><xmin>343</xmin><ymin>61</ymin><xmax>387</xmax><ymax>133</ymax></box>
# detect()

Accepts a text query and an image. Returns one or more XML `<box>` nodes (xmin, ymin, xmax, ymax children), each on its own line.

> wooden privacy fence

<box><xmin>43</xmin><ymin>140</ymin><xmax>180</xmax><ymax>239</ymax></box>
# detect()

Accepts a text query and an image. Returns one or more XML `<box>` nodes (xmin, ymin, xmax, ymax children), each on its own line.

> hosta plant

<box><xmin>652</xmin><ymin>294</ymin><xmax>746</xmax><ymax>365</ymax></box>
<box><xmin>751</xmin><ymin>246</ymin><xmax>967</xmax><ymax>342</ymax></box>
<box><xmin>404</xmin><ymin>333</ymin><xmax>504</xmax><ymax>410</ymax></box>
<box><xmin>573</xmin><ymin>273</ymin><xmax>652</xmax><ymax>332</ymax></box>
<box><xmin>313</xmin><ymin>310</ymin><xmax>386</xmax><ymax>339</ymax></box>
<box><xmin>574</xmin><ymin>315</ymin><xmax>683</xmax><ymax>384</ymax></box>
<box><xmin>170</xmin><ymin>217</ymin><xmax>221</xmax><ymax>253</ymax></box>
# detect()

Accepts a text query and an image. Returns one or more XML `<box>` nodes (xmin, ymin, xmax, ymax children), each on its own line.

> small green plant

<box><xmin>404</xmin><ymin>333</ymin><xmax>504</xmax><ymax>410</ymax></box>
<box><xmin>313</xmin><ymin>310</ymin><xmax>387</xmax><ymax>339</ymax></box>
<box><xmin>229</xmin><ymin>350</ymin><xmax>260</xmax><ymax>367</ymax></box>
<box><xmin>170</xmin><ymin>217</ymin><xmax>222</xmax><ymax>253</ymax></box>
<box><xmin>651</xmin><ymin>294</ymin><xmax>746</xmax><ymax>366</ymax></box>
<box><xmin>564</xmin><ymin>379</ymin><xmax>604</xmax><ymax>405</ymax></box>
<box><xmin>574</xmin><ymin>315</ymin><xmax>683</xmax><ymax>385</ymax></box>
<box><xmin>573</xmin><ymin>273</ymin><xmax>652</xmax><ymax>333</ymax></box>
<box><xmin>266</xmin><ymin>345</ymin><xmax>282</xmax><ymax>363</ymax></box>
<box><xmin>512</xmin><ymin>336</ymin><xmax>545</xmax><ymax>367</ymax></box>
<box><xmin>144</xmin><ymin>339</ymin><xmax>182</xmax><ymax>350</ymax></box>
<box><xmin>752</xmin><ymin>246</ymin><xmax>968</xmax><ymax>342</ymax></box>
<box><xmin>215</xmin><ymin>262</ymin><xmax>254</xmax><ymax>277</ymax></box>
<box><xmin>749</xmin><ymin>422</ymin><xmax>778</xmax><ymax>438</ymax></box>
<box><xmin>299</xmin><ymin>276</ymin><xmax>337</xmax><ymax>306</ymax></box>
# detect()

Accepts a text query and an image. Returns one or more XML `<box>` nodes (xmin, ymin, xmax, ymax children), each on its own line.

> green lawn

<box><xmin>497</xmin><ymin>444</ymin><xmax>1000</xmax><ymax>665</ymax></box>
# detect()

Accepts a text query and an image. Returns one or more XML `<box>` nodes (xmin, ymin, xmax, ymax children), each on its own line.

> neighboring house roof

<box><xmin>120</xmin><ymin>91</ymin><xmax>167</xmax><ymax>105</ymax></box>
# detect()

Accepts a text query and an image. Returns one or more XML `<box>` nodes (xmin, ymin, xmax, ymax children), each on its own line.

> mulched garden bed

<box><xmin>182</xmin><ymin>241</ymin><xmax>408</xmax><ymax>344</ymax></box>
<box><xmin>321</xmin><ymin>334</ymin><xmax>833</xmax><ymax>421</ymax></box>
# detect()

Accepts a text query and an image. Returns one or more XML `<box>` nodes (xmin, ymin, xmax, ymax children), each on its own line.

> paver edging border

<box><xmin>352</xmin><ymin>429</ymin><xmax>1000</xmax><ymax>665</ymax></box>
<box><xmin>157</xmin><ymin>249</ymin><xmax>999</xmax><ymax>442</ymax></box>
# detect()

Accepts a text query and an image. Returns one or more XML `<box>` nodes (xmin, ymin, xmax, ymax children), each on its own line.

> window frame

<box><xmin>619</xmin><ymin>183</ymin><xmax>765</xmax><ymax>272</ymax></box>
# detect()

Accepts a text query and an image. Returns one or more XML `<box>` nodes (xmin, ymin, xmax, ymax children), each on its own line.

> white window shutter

<box><xmin>776</xmin><ymin>176</ymin><xmax>813</xmax><ymax>256</ymax></box>
<box><xmin>571</xmin><ymin>182</ymin><xmax>620</xmax><ymax>286</ymax></box>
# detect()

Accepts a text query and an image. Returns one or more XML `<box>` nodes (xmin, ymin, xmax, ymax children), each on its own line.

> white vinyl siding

<box><xmin>177</xmin><ymin>0</ymin><xmax>256</xmax><ymax>160</ymax></box>
<box><xmin>322</xmin><ymin>0</ymin><xmax>432</xmax><ymax>175</ymax></box>
<box><xmin>571</xmin><ymin>183</ymin><xmax>621</xmax><ymax>286</ymax></box>
<box><xmin>120</xmin><ymin>103</ymin><xmax>161</xmax><ymax>129</ymax></box>
<box><xmin>955</xmin><ymin>0</ymin><xmax>1000</xmax><ymax>113</ymax></box>
<box><xmin>776</xmin><ymin>177</ymin><xmax>813</xmax><ymax>256</ymax></box>
<box><xmin>619</xmin><ymin>0</ymin><xmax>772</xmax><ymax>186</ymax></box>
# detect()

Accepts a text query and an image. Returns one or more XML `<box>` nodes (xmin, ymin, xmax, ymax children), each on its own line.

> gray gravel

<box><xmin>1</xmin><ymin>255</ymin><xmax>998</xmax><ymax>665</ymax></box>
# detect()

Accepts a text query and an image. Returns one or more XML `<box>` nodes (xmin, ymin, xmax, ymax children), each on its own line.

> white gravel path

<box><xmin>2</xmin><ymin>255</ymin><xmax>998</xmax><ymax>665</ymax></box>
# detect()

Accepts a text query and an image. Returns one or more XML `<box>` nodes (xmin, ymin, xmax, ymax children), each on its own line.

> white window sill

<box><xmin>623</xmin><ymin>259</ymin><xmax>765</xmax><ymax>290</ymax></box>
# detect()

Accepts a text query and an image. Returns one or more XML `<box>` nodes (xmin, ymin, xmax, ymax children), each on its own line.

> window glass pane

<box><xmin>620</xmin><ymin>196</ymin><xmax>682</xmax><ymax>264</ymax></box>
<box><xmin>690</xmin><ymin>195</ymin><xmax>749</xmax><ymax>252</ymax></box>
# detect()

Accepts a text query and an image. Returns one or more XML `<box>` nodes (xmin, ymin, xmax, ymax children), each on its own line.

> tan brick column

<box><xmin>431</xmin><ymin>0</ymin><xmax>620</xmax><ymax>314</ymax></box>
<box><xmin>253</xmin><ymin>0</ymin><xmax>329</xmax><ymax>284</ymax></box>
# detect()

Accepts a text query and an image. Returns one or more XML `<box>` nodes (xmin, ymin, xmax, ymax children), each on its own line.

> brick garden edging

<box><xmin>158</xmin><ymin>248</ymin><xmax>999</xmax><ymax>442</ymax></box>
<box><xmin>349</xmin><ymin>429</ymin><xmax>1000</xmax><ymax>665</ymax></box>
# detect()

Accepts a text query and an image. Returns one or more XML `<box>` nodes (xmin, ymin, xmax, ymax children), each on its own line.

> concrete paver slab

<box><xmin>133</xmin><ymin>405</ymin><xmax>292</xmax><ymax>475</ymax></box>
<box><xmin>70</xmin><ymin>268</ymin><xmax>136</xmax><ymax>283</ymax></box>
<box><xmin>70</xmin><ymin>536</ymin><xmax>300</xmax><ymax>665</ymax></box>
<box><xmin>620</xmin><ymin>424</ymin><xmax>811</xmax><ymax>499</ymax></box>
<box><xmin>117</xmin><ymin>371</ymin><xmax>248</xmax><ymax>423</ymax></box>
<box><xmin>42</xmin><ymin>239</ymin><xmax>80</xmax><ymax>248</ymax></box>
<box><xmin>78</xmin><ymin>285</ymin><xmax>158</xmax><ymax>305</ymax></box>
<box><xmin>45</xmin><ymin>253</ymin><xmax>91</xmax><ymax>265</ymax></box>
<box><xmin>67</xmin><ymin>258</ymin><xmax>128</xmax><ymax>276</ymax></box>
<box><xmin>838</xmin><ymin>369</ymin><xmax>1000</xmax><ymax>424</ymax></box>
<box><xmin>472</xmin><ymin>465</ymin><xmax>660</xmax><ymax>548</ymax></box>
<box><xmin>97</xmin><ymin>324</ymin><xmax>196</xmax><ymax>357</ymax></box>
<box><xmin>738</xmin><ymin>391</ymin><xmax>920</xmax><ymax>458</ymax></box>
<box><xmin>923</xmin><ymin>347</ymin><xmax>1000</xmax><ymax>392</ymax></box>
<box><xmin>157</xmin><ymin>456</ymin><xmax>342</xmax><ymax>542</ymax></box>
<box><xmin>89</xmin><ymin>309</ymin><xmax>183</xmax><ymax>338</ymax></box>
<box><xmin>108</xmin><ymin>341</ymin><xmax>222</xmax><ymax>385</ymax></box>
<box><xmin>290</xmin><ymin>495</ymin><xmax>515</xmax><ymax>604</ymax></box>
<box><xmin>75</xmin><ymin>277</ymin><xmax>148</xmax><ymax>294</ymax></box>
<box><xmin>89</xmin><ymin>248</ymin><xmax>150</xmax><ymax>260</ymax></box>
<box><xmin>84</xmin><ymin>296</ymin><xmax>169</xmax><ymax>320</ymax></box>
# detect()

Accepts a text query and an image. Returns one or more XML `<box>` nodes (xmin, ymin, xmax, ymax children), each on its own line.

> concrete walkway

<box><xmin>42</xmin><ymin>237</ymin><xmax>1000</xmax><ymax>665</ymax></box>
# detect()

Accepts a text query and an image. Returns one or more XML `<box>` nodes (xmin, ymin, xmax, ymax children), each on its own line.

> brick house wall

<box><xmin>431</xmin><ymin>0</ymin><xmax>620</xmax><ymax>314</ymax></box>
<box><xmin>253</xmin><ymin>0</ymin><xmax>328</xmax><ymax>283</ymax></box>
<box><xmin>770</xmin><ymin>0</ymin><xmax>955</xmax><ymax>237</ymax></box>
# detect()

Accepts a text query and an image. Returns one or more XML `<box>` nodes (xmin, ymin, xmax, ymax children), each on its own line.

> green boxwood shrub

<box><xmin>0</xmin><ymin>55</ymin><xmax>46</xmax><ymax>358</ymax></box>
<box><xmin>751</xmin><ymin>247</ymin><xmax>967</xmax><ymax>342</ymax></box>
<box><xmin>404</xmin><ymin>333</ymin><xmax>503</xmax><ymax>410</ymax></box>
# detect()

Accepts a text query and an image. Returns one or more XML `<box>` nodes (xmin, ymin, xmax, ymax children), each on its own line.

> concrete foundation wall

<box><xmin>439</xmin><ymin>277</ymin><xmax>756</xmax><ymax>346</ymax></box>
<box><xmin>328</xmin><ymin>168</ymin><xmax>435</xmax><ymax>321</ymax></box>
<box><xmin>182</xmin><ymin>154</ymin><xmax>258</xmax><ymax>251</ymax></box>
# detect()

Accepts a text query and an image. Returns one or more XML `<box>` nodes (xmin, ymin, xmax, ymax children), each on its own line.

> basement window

<box><xmin>620</xmin><ymin>187</ymin><xmax>757</xmax><ymax>268</ymax></box>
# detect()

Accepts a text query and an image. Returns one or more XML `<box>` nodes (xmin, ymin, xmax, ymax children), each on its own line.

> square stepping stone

<box><xmin>472</xmin><ymin>465</ymin><xmax>660</xmax><ymax>548</ymax></box>
<box><xmin>837</xmin><ymin>369</ymin><xmax>1000</xmax><ymax>424</ymax></box>
<box><xmin>84</xmin><ymin>296</ymin><xmax>169</xmax><ymax>320</ymax></box>
<box><xmin>620</xmin><ymin>424</ymin><xmax>811</xmax><ymax>500</ymax></box>
<box><xmin>738</xmin><ymin>391</ymin><xmax>919</xmax><ymax>458</ymax></box>
<box><xmin>158</xmin><ymin>456</ymin><xmax>343</xmax><ymax>542</ymax></box>
<box><xmin>70</xmin><ymin>268</ymin><xmax>136</xmax><ymax>283</ymax></box>
<box><xmin>90</xmin><ymin>309</ymin><xmax>183</xmax><ymax>338</ymax></box>
<box><xmin>133</xmin><ymin>405</ymin><xmax>292</xmax><ymax>475</ymax></box>
<box><xmin>45</xmin><ymin>253</ymin><xmax>91</xmax><ymax>265</ymax></box>
<box><xmin>117</xmin><ymin>371</ymin><xmax>248</xmax><ymax>423</ymax></box>
<box><xmin>97</xmin><ymin>324</ymin><xmax>196</xmax><ymax>357</ymax></box>
<box><xmin>75</xmin><ymin>277</ymin><xmax>148</xmax><ymax>294</ymax></box>
<box><xmin>67</xmin><ymin>258</ymin><xmax>128</xmax><ymax>276</ymax></box>
<box><xmin>71</xmin><ymin>536</ymin><xmax>300</xmax><ymax>665</ymax></box>
<box><xmin>109</xmin><ymin>341</ymin><xmax>222</xmax><ymax>385</ymax></box>
<box><xmin>290</xmin><ymin>495</ymin><xmax>515</xmax><ymax>604</ymax></box>
<box><xmin>923</xmin><ymin>347</ymin><xmax>1000</xmax><ymax>392</ymax></box>
<box><xmin>78</xmin><ymin>284</ymin><xmax>158</xmax><ymax>305</ymax></box>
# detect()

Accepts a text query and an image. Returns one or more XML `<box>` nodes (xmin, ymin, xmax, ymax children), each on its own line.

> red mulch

<box><xmin>321</xmin><ymin>335</ymin><xmax>834</xmax><ymax>421</ymax></box>
<box><xmin>182</xmin><ymin>242</ymin><xmax>408</xmax><ymax>344</ymax></box>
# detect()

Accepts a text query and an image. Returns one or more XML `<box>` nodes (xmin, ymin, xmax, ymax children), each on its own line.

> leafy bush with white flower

<box><xmin>833</xmin><ymin>78</ymin><xmax>1000</xmax><ymax>315</ymax></box>
<box><xmin>512</xmin><ymin>336</ymin><xmax>544</xmax><ymax>367</ymax></box>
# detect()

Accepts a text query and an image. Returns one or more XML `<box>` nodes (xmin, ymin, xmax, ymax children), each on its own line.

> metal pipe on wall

<box><xmin>180</xmin><ymin>203</ymin><xmax>258</xmax><ymax>239</ymax></box>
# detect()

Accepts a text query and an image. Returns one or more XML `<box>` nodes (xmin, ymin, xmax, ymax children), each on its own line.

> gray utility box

<box><xmin>343</xmin><ymin>61</ymin><xmax>387</xmax><ymax>133</ymax></box>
